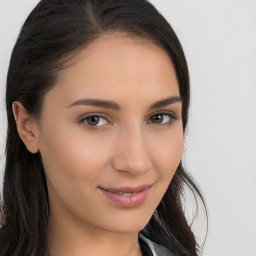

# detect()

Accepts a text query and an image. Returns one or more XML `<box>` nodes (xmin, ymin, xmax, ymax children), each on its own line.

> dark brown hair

<box><xmin>0</xmin><ymin>1</ymin><xmax>206</xmax><ymax>255</ymax></box>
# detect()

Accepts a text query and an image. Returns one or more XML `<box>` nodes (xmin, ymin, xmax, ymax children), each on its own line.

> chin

<box><xmin>96</xmin><ymin>210</ymin><xmax>153</xmax><ymax>234</ymax></box>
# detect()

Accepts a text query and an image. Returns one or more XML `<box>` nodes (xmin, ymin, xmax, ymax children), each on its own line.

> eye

<box><xmin>148</xmin><ymin>113</ymin><xmax>176</xmax><ymax>125</ymax></box>
<box><xmin>80</xmin><ymin>115</ymin><xmax>109</xmax><ymax>127</ymax></box>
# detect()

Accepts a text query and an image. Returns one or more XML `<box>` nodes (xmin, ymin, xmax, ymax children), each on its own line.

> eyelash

<box><xmin>147</xmin><ymin>112</ymin><xmax>178</xmax><ymax>125</ymax></box>
<box><xmin>78</xmin><ymin>112</ymin><xmax>178</xmax><ymax>130</ymax></box>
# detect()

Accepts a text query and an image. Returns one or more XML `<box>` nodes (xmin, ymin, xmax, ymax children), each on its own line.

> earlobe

<box><xmin>12</xmin><ymin>101</ymin><xmax>39</xmax><ymax>154</ymax></box>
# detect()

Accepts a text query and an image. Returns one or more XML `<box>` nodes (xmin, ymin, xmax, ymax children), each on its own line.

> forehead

<box><xmin>44</xmin><ymin>34</ymin><xmax>179</xmax><ymax>110</ymax></box>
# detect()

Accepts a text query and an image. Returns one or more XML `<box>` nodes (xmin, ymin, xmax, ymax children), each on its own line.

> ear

<box><xmin>12</xmin><ymin>101</ymin><xmax>39</xmax><ymax>154</ymax></box>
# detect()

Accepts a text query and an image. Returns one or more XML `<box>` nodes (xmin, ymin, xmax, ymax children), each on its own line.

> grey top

<box><xmin>140</xmin><ymin>235</ymin><xmax>176</xmax><ymax>256</ymax></box>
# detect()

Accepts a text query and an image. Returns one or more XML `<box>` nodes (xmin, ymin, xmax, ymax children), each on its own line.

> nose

<box><xmin>111</xmin><ymin>126</ymin><xmax>152</xmax><ymax>175</ymax></box>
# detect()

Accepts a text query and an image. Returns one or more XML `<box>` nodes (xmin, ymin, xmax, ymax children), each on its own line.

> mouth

<box><xmin>98</xmin><ymin>184</ymin><xmax>152</xmax><ymax>208</ymax></box>
<box><xmin>101</xmin><ymin>184</ymin><xmax>150</xmax><ymax>194</ymax></box>
<box><xmin>108</xmin><ymin>191</ymin><xmax>138</xmax><ymax>196</ymax></box>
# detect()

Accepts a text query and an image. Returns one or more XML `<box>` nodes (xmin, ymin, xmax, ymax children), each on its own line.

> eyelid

<box><xmin>146</xmin><ymin>111</ymin><xmax>179</xmax><ymax>127</ymax></box>
<box><xmin>77</xmin><ymin>112</ymin><xmax>111</xmax><ymax>121</ymax></box>
<box><xmin>147</xmin><ymin>110</ymin><xmax>178</xmax><ymax>121</ymax></box>
<box><xmin>77</xmin><ymin>113</ymin><xmax>112</xmax><ymax>129</ymax></box>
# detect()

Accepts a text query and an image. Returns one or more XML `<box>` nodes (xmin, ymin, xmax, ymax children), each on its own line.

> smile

<box><xmin>114</xmin><ymin>191</ymin><xmax>138</xmax><ymax>196</ymax></box>
<box><xmin>99</xmin><ymin>185</ymin><xmax>151</xmax><ymax>208</ymax></box>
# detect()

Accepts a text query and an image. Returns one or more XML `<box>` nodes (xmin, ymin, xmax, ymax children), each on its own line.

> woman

<box><xmin>0</xmin><ymin>0</ymin><xmax>206</xmax><ymax>255</ymax></box>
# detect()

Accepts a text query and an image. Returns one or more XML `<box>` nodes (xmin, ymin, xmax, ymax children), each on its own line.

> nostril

<box><xmin>112</xmin><ymin>152</ymin><xmax>152</xmax><ymax>174</ymax></box>
<box><xmin>112</xmin><ymin>129</ymin><xmax>152</xmax><ymax>174</ymax></box>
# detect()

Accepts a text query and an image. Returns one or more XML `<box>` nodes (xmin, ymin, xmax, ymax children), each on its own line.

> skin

<box><xmin>13</xmin><ymin>34</ymin><xmax>183</xmax><ymax>256</ymax></box>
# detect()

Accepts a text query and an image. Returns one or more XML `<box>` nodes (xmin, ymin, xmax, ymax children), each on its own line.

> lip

<box><xmin>99</xmin><ymin>184</ymin><xmax>151</xmax><ymax>208</ymax></box>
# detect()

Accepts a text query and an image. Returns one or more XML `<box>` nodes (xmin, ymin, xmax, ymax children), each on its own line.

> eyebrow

<box><xmin>149</xmin><ymin>96</ymin><xmax>182</xmax><ymax>109</ymax></box>
<box><xmin>67</xmin><ymin>98</ymin><xmax>120</xmax><ymax>110</ymax></box>
<box><xmin>67</xmin><ymin>96</ymin><xmax>182</xmax><ymax>110</ymax></box>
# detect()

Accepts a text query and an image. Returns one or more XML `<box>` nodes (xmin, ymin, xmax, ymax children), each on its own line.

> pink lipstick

<box><xmin>99</xmin><ymin>184</ymin><xmax>151</xmax><ymax>208</ymax></box>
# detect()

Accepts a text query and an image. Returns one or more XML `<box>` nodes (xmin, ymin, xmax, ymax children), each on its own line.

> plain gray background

<box><xmin>0</xmin><ymin>0</ymin><xmax>256</xmax><ymax>255</ymax></box>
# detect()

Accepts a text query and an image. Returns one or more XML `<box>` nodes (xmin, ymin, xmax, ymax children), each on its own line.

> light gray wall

<box><xmin>1</xmin><ymin>0</ymin><xmax>256</xmax><ymax>255</ymax></box>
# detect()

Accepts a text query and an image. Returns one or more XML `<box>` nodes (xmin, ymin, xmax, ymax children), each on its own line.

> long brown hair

<box><xmin>0</xmin><ymin>1</ymin><xmax>206</xmax><ymax>255</ymax></box>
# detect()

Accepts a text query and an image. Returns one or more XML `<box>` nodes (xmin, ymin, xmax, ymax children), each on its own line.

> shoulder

<box><xmin>140</xmin><ymin>234</ymin><xmax>177</xmax><ymax>256</ymax></box>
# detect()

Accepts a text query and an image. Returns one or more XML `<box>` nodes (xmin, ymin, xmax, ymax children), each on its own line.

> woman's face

<box><xmin>35</xmin><ymin>34</ymin><xmax>183</xmax><ymax>233</ymax></box>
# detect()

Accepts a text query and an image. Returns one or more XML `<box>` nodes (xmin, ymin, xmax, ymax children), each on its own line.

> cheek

<box><xmin>143</xmin><ymin>128</ymin><xmax>183</xmax><ymax>212</ymax></box>
<box><xmin>152</xmin><ymin>129</ymin><xmax>184</xmax><ymax>181</ymax></box>
<box><xmin>38</xmin><ymin>125</ymin><xmax>110</xmax><ymax>190</ymax></box>
<box><xmin>38</xmin><ymin>126</ymin><xmax>114</xmax><ymax>217</ymax></box>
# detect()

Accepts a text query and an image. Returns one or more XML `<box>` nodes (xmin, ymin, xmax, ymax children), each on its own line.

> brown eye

<box><xmin>87</xmin><ymin>116</ymin><xmax>100</xmax><ymax>126</ymax></box>
<box><xmin>82</xmin><ymin>116</ymin><xmax>108</xmax><ymax>127</ymax></box>
<box><xmin>148</xmin><ymin>113</ymin><xmax>176</xmax><ymax>125</ymax></box>
<box><xmin>150</xmin><ymin>114</ymin><xmax>164</xmax><ymax>123</ymax></box>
